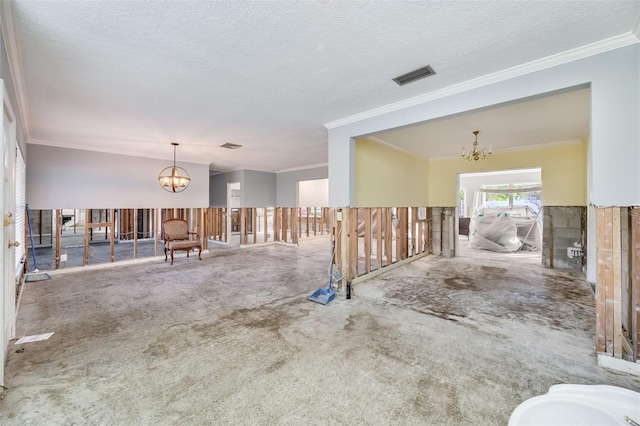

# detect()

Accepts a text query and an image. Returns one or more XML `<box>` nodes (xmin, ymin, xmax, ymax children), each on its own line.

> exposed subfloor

<box><xmin>2</xmin><ymin>236</ymin><xmax>638</xmax><ymax>425</ymax></box>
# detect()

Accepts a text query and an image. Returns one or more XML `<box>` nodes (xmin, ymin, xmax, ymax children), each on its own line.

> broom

<box><xmin>25</xmin><ymin>204</ymin><xmax>51</xmax><ymax>282</ymax></box>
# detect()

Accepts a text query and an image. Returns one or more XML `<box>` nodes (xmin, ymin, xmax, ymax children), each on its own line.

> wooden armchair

<box><xmin>163</xmin><ymin>219</ymin><xmax>202</xmax><ymax>265</ymax></box>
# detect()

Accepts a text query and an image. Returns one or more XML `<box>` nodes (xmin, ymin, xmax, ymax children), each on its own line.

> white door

<box><xmin>1</xmin><ymin>85</ymin><xmax>17</xmax><ymax>387</ymax></box>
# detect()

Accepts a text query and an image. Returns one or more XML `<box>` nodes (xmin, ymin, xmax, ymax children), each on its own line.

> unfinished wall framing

<box><xmin>206</xmin><ymin>207</ymin><xmax>332</xmax><ymax>246</ymax></box>
<box><xmin>332</xmin><ymin>207</ymin><xmax>434</xmax><ymax>285</ymax></box>
<box><xmin>596</xmin><ymin>206</ymin><xmax>640</xmax><ymax>363</ymax></box>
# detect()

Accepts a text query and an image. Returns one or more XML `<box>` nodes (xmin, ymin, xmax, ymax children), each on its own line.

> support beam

<box><xmin>133</xmin><ymin>208</ymin><xmax>138</xmax><ymax>259</ymax></box>
<box><xmin>349</xmin><ymin>208</ymin><xmax>358</xmax><ymax>279</ymax></box>
<box><xmin>376</xmin><ymin>208</ymin><xmax>382</xmax><ymax>270</ymax></box>
<box><xmin>84</xmin><ymin>209</ymin><xmax>90</xmax><ymax>266</ymax></box>
<box><xmin>612</xmin><ymin>209</ymin><xmax>622</xmax><ymax>357</ymax></box>
<box><xmin>109</xmin><ymin>209</ymin><xmax>115</xmax><ymax>263</ymax></box>
<box><xmin>384</xmin><ymin>208</ymin><xmax>392</xmax><ymax>266</ymax></box>
<box><xmin>264</xmin><ymin>208</ymin><xmax>268</xmax><ymax>243</ymax></box>
<box><xmin>154</xmin><ymin>208</ymin><xmax>158</xmax><ymax>256</ymax></box>
<box><xmin>253</xmin><ymin>208</ymin><xmax>257</xmax><ymax>244</ymax></box>
<box><xmin>364</xmin><ymin>208</ymin><xmax>371</xmax><ymax>274</ymax></box>
<box><xmin>55</xmin><ymin>209</ymin><xmax>61</xmax><ymax>270</ymax></box>
<box><xmin>631</xmin><ymin>207</ymin><xmax>640</xmax><ymax>361</ymax></box>
<box><xmin>240</xmin><ymin>208</ymin><xmax>247</xmax><ymax>245</ymax></box>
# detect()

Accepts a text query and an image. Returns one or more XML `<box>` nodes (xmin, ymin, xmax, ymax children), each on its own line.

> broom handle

<box><xmin>26</xmin><ymin>204</ymin><xmax>39</xmax><ymax>271</ymax></box>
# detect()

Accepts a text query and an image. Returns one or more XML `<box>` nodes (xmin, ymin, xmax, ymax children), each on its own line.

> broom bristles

<box><xmin>25</xmin><ymin>269</ymin><xmax>51</xmax><ymax>282</ymax></box>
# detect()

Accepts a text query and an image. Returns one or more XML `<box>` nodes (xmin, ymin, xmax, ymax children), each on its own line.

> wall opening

<box><xmin>457</xmin><ymin>168</ymin><xmax>543</xmax><ymax>264</ymax></box>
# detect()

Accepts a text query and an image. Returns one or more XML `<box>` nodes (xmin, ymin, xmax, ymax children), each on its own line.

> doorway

<box><xmin>227</xmin><ymin>182</ymin><xmax>241</xmax><ymax>245</ymax></box>
<box><xmin>457</xmin><ymin>168</ymin><xmax>542</xmax><ymax>262</ymax></box>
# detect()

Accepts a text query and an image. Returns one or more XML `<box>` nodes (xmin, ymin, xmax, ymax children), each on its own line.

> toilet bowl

<box><xmin>508</xmin><ymin>384</ymin><xmax>640</xmax><ymax>426</ymax></box>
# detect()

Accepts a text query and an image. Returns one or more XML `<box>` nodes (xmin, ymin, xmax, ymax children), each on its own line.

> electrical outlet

<box><xmin>567</xmin><ymin>247</ymin><xmax>582</xmax><ymax>259</ymax></box>
<box><xmin>336</xmin><ymin>210</ymin><xmax>342</xmax><ymax>222</ymax></box>
<box><xmin>60</xmin><ymin>253</ymin><xmax>68</xmax><ymax>262</ymax></box>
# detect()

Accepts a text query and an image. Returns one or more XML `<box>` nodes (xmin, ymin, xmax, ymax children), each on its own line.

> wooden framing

<box><xmin>55</xmin><ymin>209</ymin><xmax>61</xmax><ymax>269</ymax></box>
<box><xmin>201</xmin><ymin>208</ymin><xmax>208</xmax><ymax>250</ymax></box>
<box><xmin>632</xmin><ymin>207</ymin><xmax>640</xmax><ymax>361</ymax></box>
<box><xmin>274</xmin><ymin>208</ymin><xmax>280</xmax><ymax>241</ymax></box>
<box><xmin>291</xmin><ymin>208</ymin><xmax>298</xmax><ymax>244</ymax></box>
<box><xmin>282</xmin><ymin>208</ymin><xmax>288</xmax><ymax>243</ymax></box>
<box><xmin>313</xmin><ymin>208</ymin><xmax>317</xmax><ymax>236</ymax></box>
<box><xmin>596</xmin><ymin>207</ymin><xmax>624</xmax><ymax>359</ymax></box>
<box><xmin>263</xmin><ymin>208</ymin><xmax>268</xmax><ymax>243</ymax></box>
<box><xmin>83</xmin><ymin>209</ymin><xmax>116</xmax><ymax>266</ymax></box>
<box><xmin>240</xmin><ymin>208</ymin><xmax>247</xmax><ymax>245</ymax></box>
<box><xmin>376</xmin><ymin>208</ymin><xmax>382</xmax><ymax>270</ymax></box>
<box><xmin>612</xmin><ymin>210</ymin><xmax>623</xmax><ymax>357</ymax></box>
<box><xmin>596</xmin><ymin>208</ymin><xmax>609</xmax><ymax>353</ymax></box>
<box><xmin>252</xmin><ymin>208</ymin><xmax>257</xmax><ymax>244</ymax></box>
<box><xmin>349</xmin><ymin>208</ymin><xmax>358</xmax><ymax>280</ymax></box>
<box><xmin>397</xmin><ymin>207</ymin><xmax>408</xmax><ymax>261</ymax></box>
<box><xmin>154</xmin><ymin>208</ymin><xmax>159</xmax><ymax>256</ymax></box>
<box><xmin>364</xmin><ymin>208</ymin><xmax>371</xmax><ymax>274</ymax></box>
<box><xmin>335</xmin><ymin>210</ymin><xmax>342</xmax><ymax>274</ymax></box>
<box><xmin>384</xmin><ymin>208</ymin><xmax>393</xmax><ymax>266</ymax></box>
<box><xmin>133</xmin><ymin>209</ymin><xmax>138</xmax><ymax>259</ymax></box>
<box><xmin>329</xmin><ymin>206</ymin><xmax>432</xmax><ymax>282</ymax></box>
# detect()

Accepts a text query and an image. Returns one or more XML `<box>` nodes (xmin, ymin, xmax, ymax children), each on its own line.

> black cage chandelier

<box><xmin>158</xmin><ymin>142</ymin><xmax>191</xmax><ymax>193</ymax></box>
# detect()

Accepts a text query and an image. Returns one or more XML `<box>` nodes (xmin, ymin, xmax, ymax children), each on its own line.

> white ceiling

<box><xmin>7</xmin><ymin>1</ymin><xmax>640</xmax><ymax>172</ymax></box>
<box><xmin>372</xmin><ymin>87</ymin><xmax>591</xmax><ymax>159</ymax></box>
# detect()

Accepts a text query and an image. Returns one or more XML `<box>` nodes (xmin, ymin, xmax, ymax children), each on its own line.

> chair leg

<box><xmin>164</xmin><ymin>247</ymin><xmax>168</xmax><ymax>262</ymax></box>
<box><xmin>198</xmin><ymin>247</ymin><xmax>202</xmax><ymax>260</ymax></box>
<box><xmin>171</xmin><ymin>249</ymin><xmax>174</xmax><ymax>265</ymax></box>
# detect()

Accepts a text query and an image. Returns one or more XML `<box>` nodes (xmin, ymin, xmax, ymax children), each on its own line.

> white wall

<box><xmin>327</xmin><ymin>44</ymin><xmax>640</xmax><ymax>283</ymax></box>
<box><xmin>243</xmin><ymin>170</ymin><xmax>276</xmax><ymax>207</ymax></box>
<box><xmin>27</xmin><ymin>145</ymin><xmax>210</xmax><ymax>209</ymax></box>
<box><xmin>276</xmin><ymin>166</ymin><xmax>328</xmax><ymax>207</ymax></box>
<box><xmin>210</xmin><ymin>170</ymin><xmax>243</xmax><ymax>207</ymax></box>
<box><xmin>327</xmin><ymin>45</ymin><xmax>640</xmax><ymax>208</ymax></box>
<box><xmin>298</xmin><ymin>178</ymin><xmax>328</xmax><ymax>207</ymax></box>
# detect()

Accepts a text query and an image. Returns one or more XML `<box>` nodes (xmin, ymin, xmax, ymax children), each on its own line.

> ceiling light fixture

<box><xmin>461</xmin><ymin>131</ymin><xmax>491</xmax><ymax>161</ymax></box>
<box><xmin>158</xmin><ymin>142</ymin><xmax>190</xmax><ymax>193</ymax></box>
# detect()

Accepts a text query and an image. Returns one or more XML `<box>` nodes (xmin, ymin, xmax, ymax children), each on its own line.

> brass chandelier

<box><xmin>461</xmin><ymin>130</ymin><xmax>492</xmax><ymax>161</ymax></box>
<box><xmin>158</xmin><ymin>142</ymin><xmax>191</xmax><ymax>193</ymax></box>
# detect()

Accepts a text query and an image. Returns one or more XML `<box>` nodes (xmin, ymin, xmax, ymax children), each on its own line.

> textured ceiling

<box><xmin>8</xmin><ymin>1</ymin><xmax>640</xmax><ymax>172</ymax></box>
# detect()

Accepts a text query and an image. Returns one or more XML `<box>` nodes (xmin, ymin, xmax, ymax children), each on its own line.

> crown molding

<box><xmin>0</xmin><ymin>0</ymin><xmax>31</xmax><ymax>143</ymax></box>
<box><xmin>428</xmin><ymin>138</ymin><xmax>583</xmax><ymax>162</ymax></box>
<box><xmin>29</xmin><ymin>138</ymin><xmax>213</xmax><ymax>164</ymax></box>
<box><xmin>325</xmin><ymin>32</ymin><xmax>640</xmax><ymax>130</ymax></box>
<box><xmin>365</xmin><ymin>136</ymin><xmax>430</xmax><ymax>161</ymax></box>
<box><xmin>276</xmin><ymin>162</ymin><xmax>328</xmax><ymax>173</ymax></box>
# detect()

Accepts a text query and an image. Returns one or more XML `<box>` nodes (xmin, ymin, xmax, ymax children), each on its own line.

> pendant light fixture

<box><xmin>158</xmin><ymin>142</ymin><xmax>191</xmax><ymax>193</ymax></box>
<box><xmin>461</xmin><ymin>130</ymin><xmax>492</xmax><ymax>161</ymax></box>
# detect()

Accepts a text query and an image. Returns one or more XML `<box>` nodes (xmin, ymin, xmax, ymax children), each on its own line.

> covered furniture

<box><xmin>163</xmin><ymin>218</ymin><xmax>202</xmax><ymax>265</ymax></box>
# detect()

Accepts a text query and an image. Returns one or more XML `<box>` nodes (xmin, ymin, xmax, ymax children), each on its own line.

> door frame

<box><xmin>1</xmin><ymin>82</ymin><xmax>18</xmax><ymax>387</ymax></box>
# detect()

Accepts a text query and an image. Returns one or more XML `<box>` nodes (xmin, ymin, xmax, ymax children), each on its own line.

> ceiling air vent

<box><xmin>220</xmin><ymin>142</ymin><xmax>242</xmax><ymax>149</ymax></box>
<box><xmin>392</xmin><ymin>65</ymin><xmax>436</xmax><ymax>86</ymax></box>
